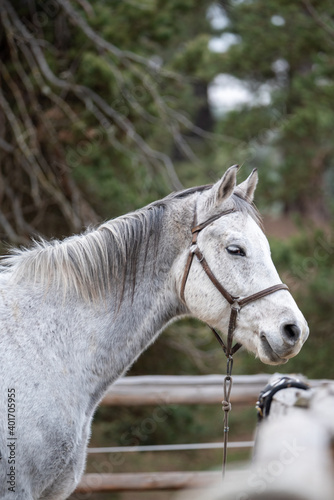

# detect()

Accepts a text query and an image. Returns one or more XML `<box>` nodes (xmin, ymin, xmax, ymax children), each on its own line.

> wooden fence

<box><xmin>74</xmin><ymin>374</ymin><xmax>333</xmax><ymax>495</ymax></box>
<box><xmin>178</xmin><ymin>373</ymin><xmax>334</xmax><ymax>500</ymax></box>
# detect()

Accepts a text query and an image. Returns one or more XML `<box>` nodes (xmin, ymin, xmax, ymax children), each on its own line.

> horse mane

<box><xmin>0</xmin><ymin>185</ymin><xmax>261</xmax><ymax>302</ymax></box>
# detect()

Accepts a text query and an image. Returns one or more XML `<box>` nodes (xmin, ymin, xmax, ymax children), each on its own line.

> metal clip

<box><xmin>191</xmin><ymin>245</ymin><xmax>204</xmax><ymax>263</ymax></box>
<box><xmin>226</xmin><ymin>356</ymin><xmax>233</xmax><ymax>377</ymax></box>
<box><xmin>231</xmin><ymin>300</ymin><xmax>241</xmax><ymax>312</ymax></box>
<box><xmin>190</xmin><ymin>244</ymin><xmax>198</xmax><ymax>254</ymax></box>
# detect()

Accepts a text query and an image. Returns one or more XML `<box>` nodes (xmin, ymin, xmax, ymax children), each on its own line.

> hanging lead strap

<box><xmin>207</xmin><ymin>318</ymin><xmax>241</xmax><ymax>478</ymax></box>
<box><xmin>222</xmin><ymin>355</ymin><xmax>233</xmax><ymax>477</ymax></box>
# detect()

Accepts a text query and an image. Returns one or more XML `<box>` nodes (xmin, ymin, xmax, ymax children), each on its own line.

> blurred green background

<box><xmin>1</xmin><ymin>1</ymin><xmax>333</xmax><ymax>499</ymax></box>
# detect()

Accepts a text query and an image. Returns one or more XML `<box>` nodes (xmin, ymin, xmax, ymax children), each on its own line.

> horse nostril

<box><xmin>281</xmin><ymin>323</ymin><xmax>301</xmax><ymax>345</ymax></box>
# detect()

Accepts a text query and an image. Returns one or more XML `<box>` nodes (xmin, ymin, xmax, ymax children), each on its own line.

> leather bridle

<box><xmin>180</xmin><ymin>207</ymin><xmax>289</xmax><ymax>358</ymax></box>
<box><xmin>180</xmin><ymin>205</ymin><xmax>290</xmax><ymax>477</ymax></box>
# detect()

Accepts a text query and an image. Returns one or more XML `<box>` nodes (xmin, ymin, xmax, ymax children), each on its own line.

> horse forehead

<box><xmin>241</xmin><ymin>217</ymin><xmax>270</xmax><ymax>251</ymax></box>
<box><xmin>238</xmin><ymin>215</ymin><xmax>266</xmax><ymax>239</ymax></box>
<box><xmin>214</xmin><ymin>212</ymin><xmax>264</xmax><ymax>238</ymax></box>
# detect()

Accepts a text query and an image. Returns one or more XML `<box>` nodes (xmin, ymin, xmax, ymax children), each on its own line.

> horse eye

<box><xmin>226</xmin><ymin>245</ymin><xmax>246</xmax><ymax>257</ymax></box>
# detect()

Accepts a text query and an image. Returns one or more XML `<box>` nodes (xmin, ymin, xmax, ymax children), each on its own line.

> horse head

<box><xmin>178</xmin><ymin>165</ymin><xmax>309</xmax><ymax>365</ymax></box>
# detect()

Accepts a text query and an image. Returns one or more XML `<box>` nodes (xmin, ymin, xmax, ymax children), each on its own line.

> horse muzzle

<box><xmin>259</xmin><ymin>320</ymin><xmax>309</xmax><ymax>365</ymax></box>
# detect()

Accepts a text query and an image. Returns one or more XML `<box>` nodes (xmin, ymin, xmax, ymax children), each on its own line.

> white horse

<box><xmin>0</xmin><ymin>166</ymin><xmax>308</xmax><ymax>499</ymax></box>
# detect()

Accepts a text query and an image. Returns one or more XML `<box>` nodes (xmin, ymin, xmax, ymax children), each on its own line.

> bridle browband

<box><xmin>180</xmin><ymin>207</ymin><xmax>289</xmax><ymax>358</ymax></box>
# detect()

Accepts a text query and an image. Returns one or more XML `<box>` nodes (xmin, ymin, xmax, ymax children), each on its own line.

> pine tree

<box><xmin>0</xmin><ymin>0</ymin><xmax>215</xmax><ymax>242</ymax></box>
<box><xmin>214</xmin><ymin>0</ymin><xmax>334</xmax><ymax>222</ymax></box>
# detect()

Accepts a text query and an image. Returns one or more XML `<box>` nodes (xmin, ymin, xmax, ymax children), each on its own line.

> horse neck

<box><xmin>59</xmin><ymin>198</ymin><xmax>193</xmax><ymax>406</ymax></box>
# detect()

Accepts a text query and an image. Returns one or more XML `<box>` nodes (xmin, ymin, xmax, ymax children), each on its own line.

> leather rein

<box><xmin>180</xmin><ymin>206</ymin><xmax>289</xmax><ymax>358</ymax></box>
<box><xmin>180</xmin><ymin>206</ymin><xmax>289</xmax><ymax>477</ymax></box>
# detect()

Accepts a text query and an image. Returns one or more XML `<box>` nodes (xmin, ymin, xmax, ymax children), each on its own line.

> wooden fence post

<box><xmin>250</xmin><ymin>374</ymin><xmax>334</xmax><ymax>500</ymax></box>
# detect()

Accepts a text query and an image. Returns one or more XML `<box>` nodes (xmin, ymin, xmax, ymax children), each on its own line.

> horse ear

<box><xmin>235</xmin><ymin>168</ymin><xmax>258</xmax><ymax>203</ymax></box>
<box><xmin>208</xmin><ymin>164</ymin><xmax>239</xmax><ymax>209</ymax></box>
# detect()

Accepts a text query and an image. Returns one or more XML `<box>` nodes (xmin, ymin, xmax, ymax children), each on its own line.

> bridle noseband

<box><xmin>180</xmin><ymin>207</ymin><xmax>289</xmax><ymax>358</ymax></box>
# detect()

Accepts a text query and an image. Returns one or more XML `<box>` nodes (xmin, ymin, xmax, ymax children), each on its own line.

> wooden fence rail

<box><xmin>101</xmin><ymin>374</ymin><xmax>271</xmax><ymax>406</ymax></box>
<box><xmin>75</xmin><ymin>471</ymin><xmax>222</xmax><ymax>493</ymax></box>
<box><xmin>87</xmin><ymin>440</ymin><xmax>254</xmax><ymax>454</ymax></box>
